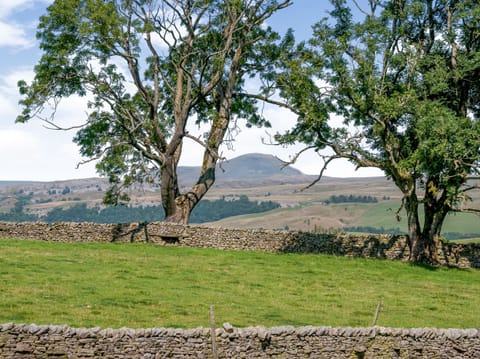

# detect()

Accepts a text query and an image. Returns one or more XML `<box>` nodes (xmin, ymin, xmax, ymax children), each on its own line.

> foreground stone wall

<box><xmin>0</xmin><ymin>221</ymin><xmax>479</xmax><ymax>268</ymax></box>
<box><xmin>0</xmin><ymin>323</ymin><xmax>479</xmax><ymax>358</ymax></box>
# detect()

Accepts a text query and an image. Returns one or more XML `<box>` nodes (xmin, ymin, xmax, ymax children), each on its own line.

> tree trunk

<box><xmin>161</xmin><ymin>44</ymin><xmax>239</xmax><ymax>224</ymax></box>
<box><xmin>410</xmin><ymin>231</ymin><xmax>439</xmax><ymax>264</ymax></box>
<box><xmin>161</xmin><ymin>153</ymin><xmax>190</xmax><ymax>224</ymax></box>
<box><xmin>163</xmin><ymin>195</ymin><xmax>195</xmax><ymax>224</ymax></box>
<box><xmin>418</xmin><ymin>197</ymin><xmax>449</xmax><ymax>264</ymax></box>
<box><xmin>160</xmin><ymin>102</ymin><xmax>230</xmax><ymax>225</ymax></box>
<box><xmin>404</xmin><ymin>193</ymin><xmax>423</xmax><ymax>262</ymax></box>
<box><xmin>163</xmin><ymin>165</ymin><xmax>218</xmax><ymax>224</ymax></box>
<box><xmin>407</xmin><ymin>187</ymin><xmax>449</xmax><ymax>264</ymax></box>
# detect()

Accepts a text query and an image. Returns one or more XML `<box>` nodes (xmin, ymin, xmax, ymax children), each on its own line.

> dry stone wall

<box><xmin>0</xmin><ymin>221</ymin><xmax>479</xmax><ymax>268</ymax></box>
<box><xmin>1</xmin><ymin>223</ymin><xmax>479</xmax><ymax>357</ymax></box>
<box><xmin>0</xmin><ymin>323</ymin><xmax>479</xmax><ymax>358</ymax></box>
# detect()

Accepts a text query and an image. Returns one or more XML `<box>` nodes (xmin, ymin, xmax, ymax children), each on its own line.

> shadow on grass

<box><xmin>407</xmin><ymin>261</ymin><xmax>439</xmax><ymax>271</ymax></box>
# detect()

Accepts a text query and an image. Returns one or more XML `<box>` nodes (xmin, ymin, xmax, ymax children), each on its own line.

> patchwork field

<box><xmin>1</xmin><ymin>239</ymin><xmax>479</xmax><ymax>329</ymax></box>
<box><xmin>208</xmin><ymin>195</ymin><xmax>480</xmax><ymax>236</ymax></box>
<box><xmin>2</xmin><ymin>153</ymin><xmax>480</xmax><ymax>237</ymax></box>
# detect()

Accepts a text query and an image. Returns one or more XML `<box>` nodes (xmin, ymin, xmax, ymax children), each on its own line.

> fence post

<box><xmin>372</xmin><ymin>301</ymin><xmax>382</xmax><ymax>326</ymax></box>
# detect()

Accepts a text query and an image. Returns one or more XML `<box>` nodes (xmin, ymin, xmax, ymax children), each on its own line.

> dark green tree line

<box><xmin>325</xmin><ymin>194</ymin><xmax>378</xmax><ymax>204</ymax></box>
<box><xmin>0</xmin><ymin>196</ymin><xmax>279</xmax><ymax>224</ymax></box>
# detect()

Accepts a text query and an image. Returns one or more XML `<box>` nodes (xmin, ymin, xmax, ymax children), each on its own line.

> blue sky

<box><xmin>0</xmin><ymin>1</ymin><xmax>382</xmax><ymax>181</ymax></box>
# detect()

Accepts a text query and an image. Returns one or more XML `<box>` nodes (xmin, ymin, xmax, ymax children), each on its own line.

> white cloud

<box><xmin>0</xmin><ymin>0</ymin><xmax>51</xmax><ymax>49</ymax></box>
<box><xmin>0</xmin><ymin>124</ymin><xmax>97</xmax><ymax>181</ymax></box>
<box><xmin>0</xmin><ymin>89</ymin><xmax>17</xmax><ymax>121</ymax></box>
<box><xmin>0</xmin><ymin>129</ymin><xmax>44</xmax><ymax>180</ymax></box>
<box><xmin>0</xmin><ymin>1</ymin><xmax>34</xmax><ymax>18</ymax></box>
<box><xmin>0</xmin><ymin>21</ymin><xmax>32</xmax><ymax>48</ymax></box>
<box><xmin>0</xmin><ymin>66</ymin><xmax>97</xmax><ymax>181</ymax></box>
<box><xmin>3</xmin><ymin>67</ymin><xmax>34</xmax><ymax>86</ymax></box>
<box><xmin>0</xmin><ymin>67</ymin><xmax>35</xmax><ymax>125</ymax></box>
<box><xmin>0</xmin><ymin>128</ymin><xmax>37</xmax><ymax>152</ymax></box>
<box><xmin>0</xmin><ymin>0</ymin><xmax>51</xmax><ymax>18</ymax></box>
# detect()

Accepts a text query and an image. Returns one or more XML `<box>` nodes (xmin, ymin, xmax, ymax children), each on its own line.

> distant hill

<box><xmin>220</xmin><ymin>153</ymin><xmax>304</xmax><ymax>178</ymax></box>
<box><xmin>179</xmin><ymin>153</ymin><xmax>316</xmax><ymax>188</ymax></box>
<box><xmin>0</xmin><ymin>181</ymin><xmax>37</xmax><ymax>188</ymax></box>
<box><xmin>1</xmin><ymin>153</ymin><xmax>315</xmax><ymax>192</ymax></box>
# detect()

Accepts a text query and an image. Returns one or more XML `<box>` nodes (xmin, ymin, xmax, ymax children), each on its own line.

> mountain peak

<box><xmin>218</xmin><ymin>153</ymin><xmax>303</xmax><ymax>178</ymax></box>
<box><xmin>178</xmin><ymin>153</ymin><xmax>313</xmax><ymax>188</ymax></box>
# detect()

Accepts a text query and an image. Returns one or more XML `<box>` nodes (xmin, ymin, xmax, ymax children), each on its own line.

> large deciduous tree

<box><xmin>275</xmin><ymin>0</ymin><xmax>480</xmax><ymax>263</ymax></box>
<box><xmin>17</xmin><ymin>0</ymin><xmax>290</xmax><ymax>224</ymax></box>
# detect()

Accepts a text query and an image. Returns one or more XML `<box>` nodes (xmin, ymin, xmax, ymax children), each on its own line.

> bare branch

<box><xmin>41</xmin><ymin>118</ymin><xmax>86</xmax><ymax>131</ymax></box>
<box><xmin>184</xmin><ymin>133</ymin><xmax>226</xmax><ymax>163</ymax></box>
<box><xmin>301</xmin><ymin>154</ymin><xmax>340</xmax><ymax>191</ymax></box>
<box><xmin>240</xmin><ymin>93</ymin><xmax>301</xmax><ymax>115</ymax></box>
<box><xmin>451</xmin><ymin>207</ymin><xmax>480</xmax><ymax>215</ymax></box>
<box><xmin>351</xmin><ymin>0</ymin><xmax>370</xmax><ymax>17</ymax></box>
<box><xmin>460</xmin><ymin>184</ymin><xmax>480</xmax><ymax>193</ymax></box>
<box><xmin>275</xmin><ymin>145</ymin><xmax>317</xmax><ymax>168</ymax></box>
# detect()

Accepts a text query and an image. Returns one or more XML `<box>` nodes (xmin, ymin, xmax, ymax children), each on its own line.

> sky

<box><xmin>0</xmin><ymin>0</ymin><xmax>383</xmax><ymax>181</ymax></box>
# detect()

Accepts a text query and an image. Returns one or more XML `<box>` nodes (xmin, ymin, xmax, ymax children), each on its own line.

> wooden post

<box><xmin>372</xmin><ymin>301</ymin><xmax>382</xmax><ymax>326</ymax></box>
<box><xmin>210</xmin><ymin>305</ymin><xmax>218</xmax><ymax>359</ymax></box>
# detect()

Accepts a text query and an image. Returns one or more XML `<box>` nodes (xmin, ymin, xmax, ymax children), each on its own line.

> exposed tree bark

<box><xmin>161</xmin><ymin>3</ymin><xmax>250</xmax><ymax>223</ymax></box>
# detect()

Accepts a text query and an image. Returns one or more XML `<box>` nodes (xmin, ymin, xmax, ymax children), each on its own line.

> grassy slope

<box><xmin>358</xmin><ymin>201</ymin><xmax>480</xmax><ymax>234</ymax></box>
<box><xmin>210</xmin><ymin>199</ymin><xmax>480</xmax><ymax>236</ymax></box>
<box><xmin>1</xmin><ymin>239</ymin><xmax>479</xmax><ymax>329</ymax></box>
<box><xmin>206</xmin><ymin>177</ymin><xmax>480</xmax><ymax>236</ymax></box>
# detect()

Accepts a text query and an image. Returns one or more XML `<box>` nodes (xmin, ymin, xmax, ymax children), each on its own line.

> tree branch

<box><xmin>183</xmin><ymin>133</ymin><xmax>226</xmax><ymax>163</ymax></box>
<box><xmin>301</xmin><ymin>154</ymin><xmax>339</xmax><ymax>191</ymax></box>
<box><xmin>451</xmin><ymin>207</ymin><xmax>480</xmax><ymax>215</ymax></box>
<box><xmin>41</xmin><ymin>118</ymin><xmax>86</xmax><ymax>131</ymax></box>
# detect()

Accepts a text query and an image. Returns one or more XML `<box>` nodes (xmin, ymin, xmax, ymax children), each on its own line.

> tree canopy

<box><xmin>275</xmin><ymin>0</ymin><xmax>480</xmax><ymax>263</ymax></box>
<box><xmin>17</xmin><ymin>0</ymin><xmax>480</xmax><ymax>264</ymax></box>
<box><xmin>17</xmin><ymin>0</ymin><xmax>291</xmax><ymax>223</ymax></box>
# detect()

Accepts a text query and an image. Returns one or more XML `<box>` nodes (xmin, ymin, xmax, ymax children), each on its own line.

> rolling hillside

<box><xmin>1</xmin><ymin>153</ymin><xmax>480</xmax><ymax>237</ymax></box>
<box><xmin>178</xmin><ymin>153</ymin><xmax>316</xmax><ymax>188</ymax></box>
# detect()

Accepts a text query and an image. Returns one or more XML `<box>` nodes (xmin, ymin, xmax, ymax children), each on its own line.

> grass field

<box><xmin>358</xmin><ymin>201</ymin><xmax>480</xmax><ymax>235</ymax></box>
<box><xmin>1</xmin><ymin>239</ymin><xmax>479</xmax><ymax>329</ymax></box>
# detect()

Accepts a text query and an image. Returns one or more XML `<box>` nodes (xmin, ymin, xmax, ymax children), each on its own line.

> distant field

<box><xmin>356</xmin><ymin>201</ymin><xmax>480</xmax><ymax>235</ymax></box>
<box><xmin>2</xmin><ymin>174</ymin><xmax>480</xmax><ymax>238</ymax></box>
<box><xmin>1</xmin><ymin>239</ymin><xmax>479</xmax><ymax>329</ymax></box>
<box><xmin>210</xmin><ymin>199</ymin><xmax>480</xmax><ymax>238</ymax></box>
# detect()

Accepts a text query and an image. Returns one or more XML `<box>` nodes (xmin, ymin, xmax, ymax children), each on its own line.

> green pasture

<box><xmin>356</xmin><ymin>201</ymin><xmax>480</xmax><ymax>235</ymax></box>
<box><xmin>0</xmin><ymin>239</ymin><xmax>478</xmax><ymax>329</ymax></box>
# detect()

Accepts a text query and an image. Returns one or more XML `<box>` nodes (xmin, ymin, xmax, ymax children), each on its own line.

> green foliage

<box><xmin>17</xmin><ymin>0</ymin><xmax>292</xmax><ymax>222</ymax></box>
<box><xmin>275</xmin><ymin>0</ymin><xmax>480</xmax><ymax>261</ymax></box>
<box><xmin>1</xmin><ymin>240</ymin><xmax>479</xmax><ymax>328</ymax></box>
